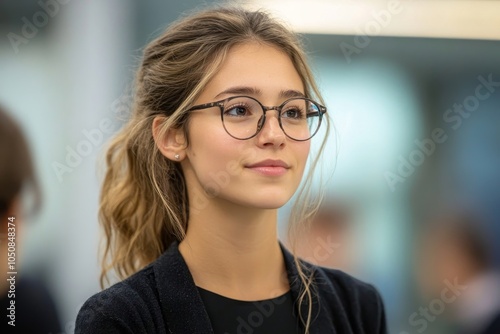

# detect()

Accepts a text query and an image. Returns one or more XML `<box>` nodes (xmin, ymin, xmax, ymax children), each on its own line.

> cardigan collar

<box><xmin>153</xmin><ymin>240</ymin><xmax>326</xmax><ymax>333</ymax></box>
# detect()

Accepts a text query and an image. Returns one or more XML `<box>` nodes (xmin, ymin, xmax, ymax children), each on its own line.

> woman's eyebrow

<box><xmin>279</xmin><ymin>89</ymin><xmax>306</xmax><ymax>99</ymax></box>
<box><xmin>214</xmin><ymin>86</ymin><xmax>305</xmax><ymax>100</ymax></box>
<box><xmin>214</xmin><ymin>86</ymin><xmax>260</xmax><ymax>99</ymax></box>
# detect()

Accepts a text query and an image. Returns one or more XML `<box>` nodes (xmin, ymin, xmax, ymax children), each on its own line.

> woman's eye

<box><xmin>225</xmin><ymin>106</ymin><xmax>250</xmax><ymax>116</ymax></box>
<box><xmin>282</xmin><ymin>108</ymin><xmax>303</xmax><ymax>119</ymax></box>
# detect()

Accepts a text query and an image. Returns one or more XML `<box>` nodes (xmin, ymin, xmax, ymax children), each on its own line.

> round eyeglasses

<box><xmin>187</xmin><ymin>96</ymin><xmax>327</xmax><ymax>141</ymax></box>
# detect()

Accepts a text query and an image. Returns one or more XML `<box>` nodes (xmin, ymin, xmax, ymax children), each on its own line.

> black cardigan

<box><xmin>76</xmin><ymin>241</ymin><xmax>387</xmax><ymax>333</ymax></box>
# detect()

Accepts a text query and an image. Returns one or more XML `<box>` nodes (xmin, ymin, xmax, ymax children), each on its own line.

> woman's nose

<box><xmin>255</xmin><ymin>111</ymin><xmax>286</xmax><ymax>146</ymax></box>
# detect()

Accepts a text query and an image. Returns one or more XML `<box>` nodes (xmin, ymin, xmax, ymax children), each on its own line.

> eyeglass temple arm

<box><xmin>187</xmin><ymin>101</ymin><xmax>221</xmax><ymax>111</ymax></box>
<box><xmin>306</xmin><ymin>107</ymin><xmax>327</xmax><ymax>118</ymax></box>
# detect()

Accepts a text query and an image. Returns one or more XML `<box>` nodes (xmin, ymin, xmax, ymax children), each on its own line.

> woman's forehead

<box><xmin>201</xmin><ymin>42</ymin><xmax>304</xmax><ymax>102</ymax></box>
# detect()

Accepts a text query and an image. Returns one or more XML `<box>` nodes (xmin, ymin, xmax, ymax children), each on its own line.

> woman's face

<box><xmin>181</xmin><ymin>42</ymin><xmax>310</xmax><ymax>212</ymax></box>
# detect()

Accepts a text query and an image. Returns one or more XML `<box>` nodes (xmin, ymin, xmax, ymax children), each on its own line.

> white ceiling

<box><xmin>240</xmin><ymin>0</ymin><xmax>500</xmax><ymax>40</ymax></box>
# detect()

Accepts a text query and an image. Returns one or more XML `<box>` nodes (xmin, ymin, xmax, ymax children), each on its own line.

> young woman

<box><xmin>76</xmin><ymin>7</ymin><xmax>387</xmax><ymax>334</ymax></box>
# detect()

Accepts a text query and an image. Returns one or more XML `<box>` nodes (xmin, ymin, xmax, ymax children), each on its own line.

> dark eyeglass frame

<box><xmin>186</xmin><ymin>95</ymin><xmax>327</xmax><ymax>141</ymax></box>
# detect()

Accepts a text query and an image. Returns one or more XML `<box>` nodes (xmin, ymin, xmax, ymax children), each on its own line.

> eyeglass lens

<box><xmin>221</xmin><ymin>96</ymin><xmax>321</xmax><ymax>140</ymax></box>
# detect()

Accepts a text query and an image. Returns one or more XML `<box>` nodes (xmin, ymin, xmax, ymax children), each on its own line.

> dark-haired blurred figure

<box><xmin>0</xmin><ymin>106</ymin><xmax>61</xmax><ymax>333</ymax></box>
<box><xmin>417</xmin><ymin>213</ymin><xmax>500</xmax><ymax>334</ymax></box>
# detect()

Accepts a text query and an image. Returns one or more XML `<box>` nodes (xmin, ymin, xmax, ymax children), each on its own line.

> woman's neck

<box><xmin>179</xmin><ymin>200</ymin><xmax>289</xmax><ymax>301</ymax></box>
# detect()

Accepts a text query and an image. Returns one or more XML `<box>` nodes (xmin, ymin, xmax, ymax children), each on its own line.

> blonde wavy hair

<box><xmin>100</xmin><ymin>6</ymin><xmax>330</xmax><ymax>332</ymax></box>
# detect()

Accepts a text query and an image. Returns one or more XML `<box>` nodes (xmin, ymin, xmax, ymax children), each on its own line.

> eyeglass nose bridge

<box><xmin>255</xmin><ymin>106</ymin><xmax>283</xmax><ymax>135</ymax></box>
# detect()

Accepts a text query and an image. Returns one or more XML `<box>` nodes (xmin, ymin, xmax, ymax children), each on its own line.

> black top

<box><xmin>76</xmin><ymin>241</ymin><xmax>387</xmax><ymax>333</ymax></box>
<box><xmin>197</xmin><ymin>286</ymin><xmax>301</xmax><ymax>334</ymax></box>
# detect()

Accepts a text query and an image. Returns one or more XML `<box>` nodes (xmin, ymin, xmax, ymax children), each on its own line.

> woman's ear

<box><xmin>152</xmin><ymin>116</ymin><xmax>187</xmax><ymax>161</ymax></box>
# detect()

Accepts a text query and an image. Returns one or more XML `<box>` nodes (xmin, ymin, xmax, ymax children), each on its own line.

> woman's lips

<box><xmin>246</xmin><ymin>159</ymin><xmax>290</xmax><ymax>176</ymax></box>
<box><xmin>247</xmin><ymin>166</ymin><xmax>288</xmax><ymax>176</ymax></box>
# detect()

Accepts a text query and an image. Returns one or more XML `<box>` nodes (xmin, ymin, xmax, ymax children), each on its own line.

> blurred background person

<box><xmin>0</xmin><ymin>106</ymin><xmax>62</xmax><ymax>333</ymax></box>
<box><xmin>416</xmin><ymin>212</ymin><xmax>500</xmax><ymax>334</ymax></box>
<box><xmin>287</xmin><ymin>198</ymin><xmax>358</xmax><ymax>273</ymax></box>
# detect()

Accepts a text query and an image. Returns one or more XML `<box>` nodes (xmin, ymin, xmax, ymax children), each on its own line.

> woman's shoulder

<box><xmin>313</xmin><ymin>264</ymin><xmax>382</xmax><ymax>301</ymax></box>
<box><xmin>281</xmin><ymin>244</ymin><xmax>384</xmax><ymax>312</ymax></box>
<box><xmin>75</xmin><ymin>261</ymin><xmax>166</xmax><ymax>333</ymax></box>
<box><xmin>309</xmin><ymin>263</ymin><xmax>387</xmax><ymax>333</ymax></box>
<box><xmin>80</xmin><ymin>262</ymin><xmax>158</xmax><ymax>309</ymax></box>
